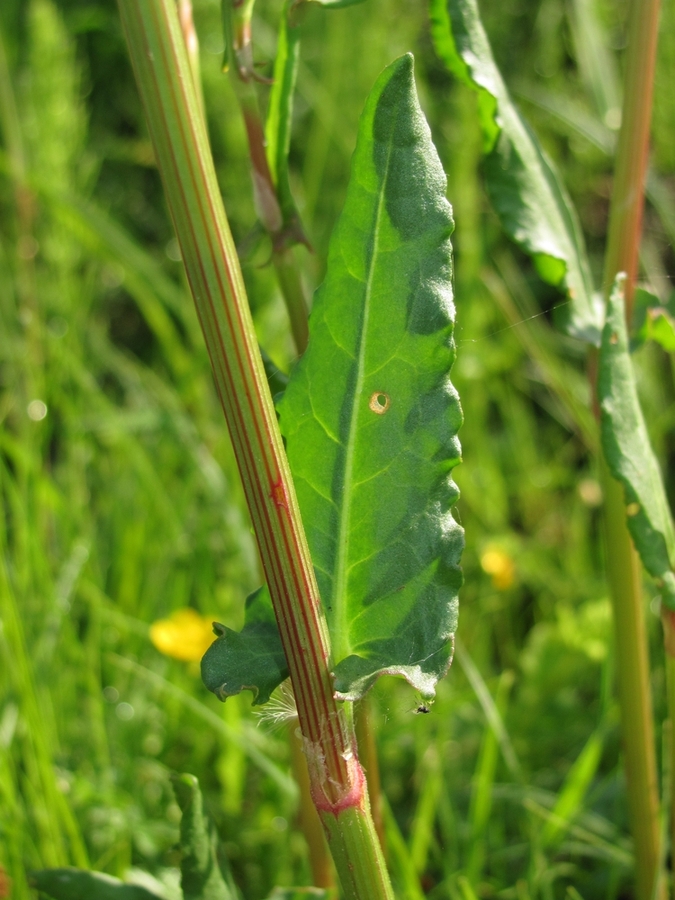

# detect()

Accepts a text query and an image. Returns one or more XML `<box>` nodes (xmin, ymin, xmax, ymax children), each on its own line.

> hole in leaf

<box><xmin>369</xmin><ymin>392</ymin><xmax>390</xmax><ymax>415</ymax></box>
<box><xmin>609</xmin><ymin>332</ymin><xmax>619</xmax><ymax>345</ymax></box>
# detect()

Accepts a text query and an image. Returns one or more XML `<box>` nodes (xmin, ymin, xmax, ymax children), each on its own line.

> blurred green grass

<box><xmin>0</xmin><ymin>0</ymin><xmax>673</xmax><ymax>898</ymax></box>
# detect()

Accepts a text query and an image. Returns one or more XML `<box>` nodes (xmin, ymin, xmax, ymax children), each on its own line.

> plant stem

<box><xmin>117</xmin><ymin>2</ymin><xmax>392</xmax><ymax>895</ymax></box>
<box><xmin>596</xmin><ymin>0</ymin><xmax>663</xmax><ymax>895</ymax></box>
<box><xmin>233</xmin><ymin>76</ymin><xmax>284</xmax><ymax>236</ymax></box>
<box><xmin>288</xmin><ymin>723</ymin><xmax>335</xmax><ymax>890</ymax></box>
<box><xmin>322</xmin><ymin>804</ymin><xmax>393</xmax><ymax>900</ymax></box>
<box><xmin>231</xmin><ymin>71</ymin><xmax>310</xmax><ymax>356</ymax></box>
<box><xmin>273</xmin><ymin>246</ymin><xmax>309</xmax><ymax>355</ymax></box>
<box><xmin>600</xmin><ymin>459</ymin><xmax>662</xmax><ymax>900</ymax></box>
<box><xmin>601</xmin><ymin>0</ymin><xmax>661</xmax><ymax>316</ymax></box>
<box><xmin>224</xmin><ymin>5</ymin><xmax>310</xmax><ymax>355</ymax></box>
<box><xmin>663</xmin><ymin>611</ymin><xmax>675</xmax><ymax>881</ymax></box>
<box><xmin>355</xmin><ymin>698</ymin><xmax>386</xmax><ymax>855</ymax></box>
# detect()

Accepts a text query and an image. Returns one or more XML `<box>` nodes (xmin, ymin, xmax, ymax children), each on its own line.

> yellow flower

<box><xmin>150</xmin><ymin>608</ymin><xmax>216</xmax><ymax>661</ymax></box>
<box><xmin>480</xmin><ymin>547</ymin><xmax>515</xmax><ymax>590</ymax></box>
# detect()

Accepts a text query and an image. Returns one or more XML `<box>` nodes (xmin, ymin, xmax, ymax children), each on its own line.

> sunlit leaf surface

<box><xmin>279</xmin><ymin>54</ymin><xmax>463</xmax><ymax>700</ymax></box>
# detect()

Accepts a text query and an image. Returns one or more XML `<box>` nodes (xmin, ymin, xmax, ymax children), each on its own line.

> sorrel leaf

<box><xmin>599</xmin><ymin>275</ymin><xmax>675</xmax><ymax>608</ymax></box>
<box><xmin>30</xmin><ymin>870</ymin><xmax>162</xmax><ymax>900</ymax></box>
<box><xmin>429</xmin><ymin>0</ymin><xmax>603</xmax><ymax>345</ymax></box>
<box><xmin>279</xmin><ymin>53</ymin><xmax>463</xmax><ymax>700</ymax></box>
<box><xmin>202</xmin><ymin>54</ymin><xmax>463</xmax><ymax>704</ymax></box>
<box><xmin>202</xmin><ymin>587</ymin><xmax>288</xmax><ymax>705</ymax></box>
<box><xmin>171</xmin><ymin>773</ymin><xmax>237</xmax><ymax>900</ymax></box>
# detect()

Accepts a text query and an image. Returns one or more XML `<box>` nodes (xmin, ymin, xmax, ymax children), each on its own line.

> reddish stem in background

<box><xmin>601</xmin><ymin>0</ymin><xmax>661</xmax><ymax>319</ymax></box>
<box><xmin>596</xmin><ymin>0</ymin><xmax>664</xmax><ymax>896</ymax></box>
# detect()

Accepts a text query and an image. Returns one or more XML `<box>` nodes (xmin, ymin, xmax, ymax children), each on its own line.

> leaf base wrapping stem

<box><xmin>300</xmin><ymin>710</ymin><xmax>393</xmax><ymax>899</ymax></box>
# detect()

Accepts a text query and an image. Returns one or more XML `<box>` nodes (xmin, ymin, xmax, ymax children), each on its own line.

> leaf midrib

<box><xmin>331</xmin><ymin>118</ymin><xmax>397</xmax><ymax>663</ymax></box>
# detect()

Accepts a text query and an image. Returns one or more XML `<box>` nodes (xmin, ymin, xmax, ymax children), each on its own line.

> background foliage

<box><xmin>0</xmin><ymin>0</ymin><xmax>673</xmax><ymax>897</ymax></box>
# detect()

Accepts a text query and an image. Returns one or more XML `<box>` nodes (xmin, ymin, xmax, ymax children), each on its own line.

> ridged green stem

<box><xmin>596</xmin><ymin>0</ymin><xmax>663</xmax><ymax>894</ymax></box>
<box><xmin>273</xmin><ymin>246</ymin><xmax>309</xmax><ymax>355</ymax></box>
<box><xmin>600</xmin><ymin>459</ymin><xmax>662</xmax><ymax>900</ymax></box>
<box><xmin>321</xmin><ymin>804</ymin><xmax>392</xmax><ymax>900</ymax></box>
<box><xmin>117</xmin><ymin>2</ymin><xmax>392</xmax><ymax>896</ymax></box>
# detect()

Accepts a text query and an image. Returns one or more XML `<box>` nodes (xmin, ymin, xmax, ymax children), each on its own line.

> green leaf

<box><xmin>200</xmin><ymin>55</ymin><xmax>463</xmax><ymax>704</ymax></box>
<box><xmin>265</xmin><ymin>0</ymin><xmax>304</xmax><ymax>240</ymax></box>
<box><xmin>429</xmin><ymin>0</ymin><xmax>603</xmax><ymax>345</ymax></box>
<box><xmin>171</xmin><ymin>773</ymin><xmax>237</xmax><ymax>900</ymax></box>
<box><xmin>632</xmin><ymin>287</ymin><xmax>675</xmax><ymax>352</ymax></box>
<box><xmin>30</xmin><ymin>869</ymin><xmax>163</xmax><ymax>900</ymax></box>
<box><xmin>278</xmin><ymin>53</ymin><xmax>463</xmax><ymax>701</ymax></box>
<box><xmin>599</xmin><ymin>275</ymin><xmax>675</xmax><ymax>608</ymax></box>
<box><xmin>650</xmin><ymin>310</ymin><xmax>675</xmax><ymax>352</ymax></box>
<box><xmin>201</xmin><ymin>586</ymin><xmax>288</xmax><ymax>705</ymax></box>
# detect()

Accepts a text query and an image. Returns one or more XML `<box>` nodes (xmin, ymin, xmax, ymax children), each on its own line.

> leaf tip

<box><xmin>382</xmin><ymin>51</ymin><xmax>415</xmax><ymax>91</ymax></box>
<box><xmin>170</xmin><ymin>771</ymin><xmax>199</xmax><ymax>808</ymax></box>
